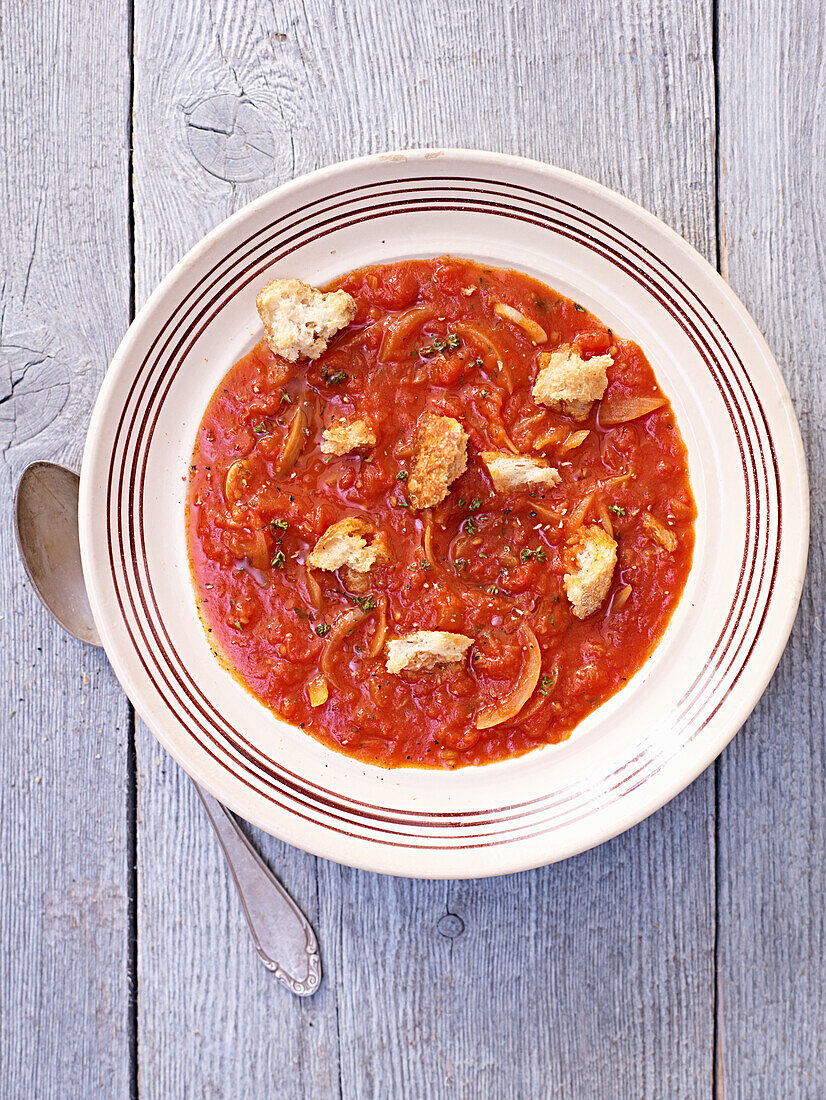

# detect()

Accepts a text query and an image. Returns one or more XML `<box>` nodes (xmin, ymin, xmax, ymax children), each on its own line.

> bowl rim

<box><xmin>79</xmin><ymin>147</ymin><xmax>810</xmax><ymax>877</ymax></box>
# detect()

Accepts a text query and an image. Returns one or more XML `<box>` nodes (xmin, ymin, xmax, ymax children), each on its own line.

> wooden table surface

<box><xmin>2</xmin><ymin>1</ymin><xmax>824</xmax><ymax>1096</ymax></box>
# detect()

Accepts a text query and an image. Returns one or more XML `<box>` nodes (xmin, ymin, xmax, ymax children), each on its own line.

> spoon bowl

<box><xmin>14</xmin><ymin>462</ymin><xmax>102</xmax><ymax>646</ymax></box>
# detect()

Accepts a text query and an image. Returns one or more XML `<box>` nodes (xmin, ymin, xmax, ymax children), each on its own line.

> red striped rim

<box><xmin>113</xmin><ymin>182</ymin><xmax>774</xmax><ymax>827</ymax></box>
<box><xmin>104</xmin><ymin>176</ymin><xmax>778</xmax><ymax>846</ymax></box>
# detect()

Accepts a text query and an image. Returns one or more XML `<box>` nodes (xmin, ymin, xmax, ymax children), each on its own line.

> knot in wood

<box><xmin>436</xmin><ymin>912</ymin><xmax>464</xmax><ymax>939</ymax></box>
<box><xmin>186</xmin><ymin>95</ymin><xmax>276</xmax><ymax>183</ymax></box>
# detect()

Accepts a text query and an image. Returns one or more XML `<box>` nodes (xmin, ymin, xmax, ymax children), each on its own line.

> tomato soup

<box><xmin>187</xmin><ymin>258</ymin><xmax>695</xmax><ymax>768</ymax></box>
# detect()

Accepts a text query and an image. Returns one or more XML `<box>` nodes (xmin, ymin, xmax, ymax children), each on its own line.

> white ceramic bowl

<box><xmin>79</xmin><ymin>149</ymin><xmax>808</xmax><ymax>878</ymax></box>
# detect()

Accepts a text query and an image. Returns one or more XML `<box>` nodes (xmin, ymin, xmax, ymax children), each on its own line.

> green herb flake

<box><xmin>271</xmin><ymin>550</ymin><xmax>286</xmax><ymax>569</ymax></box>
<box><xmin>421</xmin><ymin>332</ymin><xmax>461</xmax><ymax>357</ymax></box>
<box><xmin>608</xmin><ymin>504</ymin><xmax>626</xmax><ymax>516</ymax></box>
<box><xmin>465</xmin><ymin>515</ymin><xmax>478</xmax><ymax>535</ymax></box>
<box><xmin>253</xmin><ymin>422</ymin><xmax>266</xmax><ymax>434</ymax></box>
<box><xmin>325</xmin><ymin>370</ymin><xmax>348</xmax><ymax>386</ymax></box>
<box><xmin>539</xmin><ymin>674</ymin><xmax>556</xmax><ymax>697</ymax></box>
<box><xmin>315</xmin><ymin>623</ymin><xmax>330</xmax><ymax>637</ymax></box>
<box><xmin>520</xmin><ymin>546</ymin><xmax>548</xmax><ymax>563</ymax></box>
<box><xmin>396</xmin><ymin>470</ymin><xmax>408</xmax><ymax>481</ymax></box>
<box><xmin>573</xmin><ymin>302</ymin><xmax>585</xmax><ymax>312</ymax></box>
<box><xmin>272</xmin><ymin>518</ymin><xmax>289</xmax><ymax>531</ymax></box>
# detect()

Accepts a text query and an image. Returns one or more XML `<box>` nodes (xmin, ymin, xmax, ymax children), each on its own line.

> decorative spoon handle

<box><xmin>14</xmin><ymin>462</ymin><xmax>322</xmax><ymax>996</ymax></box>
<box><xmin>194</xmin><ymin>783</ymin><xmax>321</xmax><ymax>996</ymax></box>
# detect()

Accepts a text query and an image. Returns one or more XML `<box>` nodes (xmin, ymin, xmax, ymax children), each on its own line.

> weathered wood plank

<box><xmin>716</xmin><ymin>3</ymin><xmax>826</xmax><ymax>1094</ymax></box>
<box><xmin>132</xmin><ymin>1</ymin><xmax>341</xmax><ymax>1095</ymax></box>
<box><xmin>132</xmin><ymin>0</ymin><xmax>717</xmax><ymax>1096</ymax></box>
<box><xmin>134</xmin><ymin>741</ymin><xmax>340</xmax><ymax>1098</ymax></box>
<box><xmin>321</xmin><ymin>785</ymin><xmax>714</xmax><ymax>1099</ymax></box>
<box><xmin>0</xmin><ymin>0</ymin><xmax>132</xmax><ymax>1096</ymax></box>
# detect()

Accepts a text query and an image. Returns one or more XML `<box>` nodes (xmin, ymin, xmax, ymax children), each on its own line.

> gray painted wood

<box><xmin>132</xmin><ymin>2</ymin><xmax>342</xmax><ymax>1095</ymax></box>
<box><xmin>716</xmin><ymin>4</ymin><xmax>826</xmax><ymax>1096</ymax></box>
<box><xmin>133</xmin><ymin>1</ymin><xmax>716</xmax><ymax>1097</ymax></box>
<box><xmin>322</xmin><ymin>786</ymin><xmax>714</xmax><ymax>1100</ymax></box>
<box><xmin>7</xmin><ymin>0</ymin><xmax>823</xmax><ymax>1096</ymax></box>
<box><xmin>0</xmin><ymin>0</ymin><xmax>132</xmax><ymax>1097</ymax></box>
<box><xmin>133</xmin><ymin>750</ymin><xmax>340</xmax><ymax>1098</ymax></box>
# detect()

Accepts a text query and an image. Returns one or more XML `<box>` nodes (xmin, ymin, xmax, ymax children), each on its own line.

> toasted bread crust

<box><xmin>385</xmin><ymin>630</ymin><xmax>473</xmax><ymax>674</ymax></box>
<box><xmin>563</xmin><ymin>525</ymin><xmax>617</xmax><ymax>618</ymax></box>
<box><xmin>406</xmin><ymin>412</ymin><xmax>468</xmax><ymax>509</ymax></box>
<box><xmin>256</xmin><ymin>278</ymin><xmax>356</xmax><ymax>362</ymax></box>
<box><xmin>307</xmin><ymin>518</ymin><xmax>389</xmax><ymax>574</ymax></box>
<box><xmin>320</xmin><ymin>417</ymin><xmax>376</xmax><ymax>456</ymax></box>
<box><xmin>480</xmin><ymin>451</ymin><xmax>561</xmax><ymax>493</ymax></box>
<box><xmin>533</xmin><ymin>345</ymin><xmax>612</xmax><ymax>421</ymax></box>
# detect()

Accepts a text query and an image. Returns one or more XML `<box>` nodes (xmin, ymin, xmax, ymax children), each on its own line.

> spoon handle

<box><xmin>193</xmin><ymin>782</ymin><xmax>321</xmax><ymax>996</ymax></box>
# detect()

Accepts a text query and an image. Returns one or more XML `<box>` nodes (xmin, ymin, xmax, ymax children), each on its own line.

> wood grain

<box><xmin>133</xmin><ymin>749</ymin><xmax>340</xmax><ymax>1098</ymax></box>
<box><xmin>11</xmin><ymin>0</ymin><xmax>824</xmax><ymax>1094</ymax></box>
<box><xmin>322</xmin><ymin>786</ymin><xmax>714</xmax><ymax>1099</ymax></box>
<box><xmin>132</xmin><ymin>1</ymin><xmax>717</xmax><ymax>1097</ymax></box>
<box><xmin>132</xmin><ymin>2</ymin><xmax>342</xmax><ymax>1094</ymax></box>
<box><xmin>716</xmin><ymin>2</ymin><xmax>826</xmax><ymax>1094</ymax></box>
<box><xmin>0</xmin><ymin>0</ymin><xmax>132</xmax><ymax>1096</ymax></box>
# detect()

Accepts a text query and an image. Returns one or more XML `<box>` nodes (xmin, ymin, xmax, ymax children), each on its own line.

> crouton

<box><xmin>320</xmin><ymin>417</ymin><xmax>376</xmax><ymax>456</ymax></box>
<box><xmin>533</xmin><ymin>345</ymin><xmax>613</xmax><ymax>421</ymax></box>
<box><xmin>385</xmin><ymin>630</ymin><xmax>473</xmax><ymax>675</ymax></box>
<box><xmin>256</xmin><ymin>278</ymin><xmax>357</xmax><ymax>362</ymax></box>
<box><xmin>341</xmin><ymin>530</ymin><xmax>390</xmax><ymax>593</ymax></box>
<box><xmin>307</xmin><ymin>517</ymin><xmax>389</xmax><ymax>574</ymax></box>
<box><xmin>406</xmin><ymin>412</ymin><xmax>468</xmax><ymax>509</ymax></box>
<box><xmin>563</xmin><ymin>525</ymin><xmax>617</xmax><ymax>619</ymax></box>
<box><xmin>480</xmin><ymin>451</ymin><xmax>561</xmax><ymax>493</ymax></box>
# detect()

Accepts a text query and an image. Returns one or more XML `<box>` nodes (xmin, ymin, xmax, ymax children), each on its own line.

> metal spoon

<box><xmin>14</xmin><ymin>461</ymin><xmax>321</xmax><ymax>997</ymax></box>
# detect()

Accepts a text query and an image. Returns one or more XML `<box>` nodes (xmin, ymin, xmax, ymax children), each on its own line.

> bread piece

<box><xmin>480</xmin><ymin>451</ymin><xmax>561</xmax><ymax>493</ymax></box>
<box><xmin>533</xmin><ymin>345</ymin><xmax>612</xmax><ymax>421</ymax></box>
<box><xmin>341</xmin><ymin>531</ymin><xmax>390</xmax><ymax>592</ymax></box>
<box><xmin>307</xmin><ymin>517</ymin><xmax>388</xmax><ymax>574</ymax></box>
<box><xmin>406</xmin><ymin>412</ymin><xmax>468</xmax><ymax>509</ymax></box>
<box><xmin>320</xmin><ymin>417</ymin><xmax>376</xmax><ymax>456</ymax></box>
<box><xmin>385</xmin><ymin>630</ymin><xmax>473</xmax><ymax>674</ymax></box>
<box><xmin>256</xmin><ymin>278</ymin><xmax>356</xmax><ymax>362</ymax></box>
<box><xmin>563</xmin><ymin>525</ymin><xmax>617</xmax><ymax>619</ymax></box>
